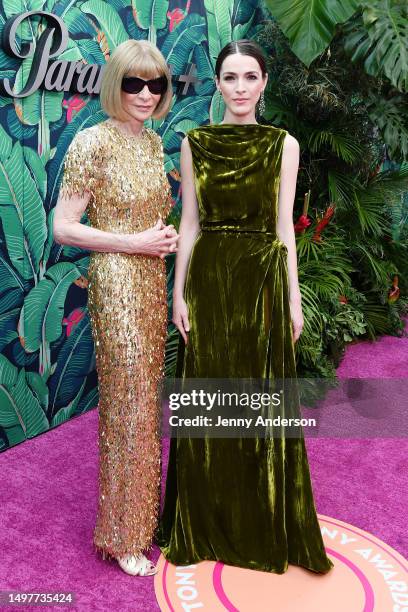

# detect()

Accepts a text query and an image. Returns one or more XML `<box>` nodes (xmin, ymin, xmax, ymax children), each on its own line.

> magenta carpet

<box><xmin>0</xmin><ymin>320</ymin><xmax>407</xmax><ymax>611</ymax></box>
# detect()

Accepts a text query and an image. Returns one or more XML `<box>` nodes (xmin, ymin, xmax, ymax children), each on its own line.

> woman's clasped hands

<box><xmin>126</xmin><ymin>217</ymin><xmax>179</xmax><ymax>259</ymax></box>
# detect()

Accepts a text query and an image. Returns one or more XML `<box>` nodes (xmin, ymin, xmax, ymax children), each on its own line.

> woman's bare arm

<box><xmin>173</xmin><ymin>136</ymin><xmax>201</xmax><ymax>298</ymax></box>
<box><xmin>276</xmin><ymin>133</ymin><xmax>301</xmax><ymax>304</ymax></box>
<box><xmin>172</xmin><ymin>136</ymin><xmax>201</xmax><ymax>343</ymax></box>
<box><xmin>53</xmin><ymin>189</ymin><xmax>178</xmax><ymax>258</ymax></box>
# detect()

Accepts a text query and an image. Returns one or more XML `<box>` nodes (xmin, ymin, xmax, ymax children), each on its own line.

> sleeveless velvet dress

<box><xmin>157</xmin><ymin>124</ymin><xmax>334</xmax><ymax>574</ymax></box>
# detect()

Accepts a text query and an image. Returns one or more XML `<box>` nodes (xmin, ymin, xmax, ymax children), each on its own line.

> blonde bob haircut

<box><xmin>100</xmin><ymin>40</ymin><xmax>173</xmax><ymax>121</ymax></box>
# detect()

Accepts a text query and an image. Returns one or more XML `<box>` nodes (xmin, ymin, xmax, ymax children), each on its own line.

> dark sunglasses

<box><xmin>121</xmin><ymin>75</ymin><xmax>168</xmax><ymax>95</ymax></box>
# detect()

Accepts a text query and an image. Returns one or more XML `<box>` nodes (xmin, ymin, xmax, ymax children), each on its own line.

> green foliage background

<box><xmin>261</xmin><ymin>0</ymin><xmax>408</xmax><ymax>388</ymax></box>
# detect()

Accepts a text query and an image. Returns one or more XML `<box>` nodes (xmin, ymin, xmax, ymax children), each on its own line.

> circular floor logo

<box><xmin>154</xmin><ymin>515</ymin><xmax>407</xmax><ymax>611</ymax></box>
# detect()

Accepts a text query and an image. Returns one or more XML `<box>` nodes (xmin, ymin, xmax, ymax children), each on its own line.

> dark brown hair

<box><xmin>215</xmin><ymin>39</ymin><xmax>267</xmax><ymax>78</ymax></box>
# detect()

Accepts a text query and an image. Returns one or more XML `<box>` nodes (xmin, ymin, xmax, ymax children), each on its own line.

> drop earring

<box><xmin>216</xmin><ymin>89</ymin><xmax>225</xmax><ymax>123</ymax></box>
<box><xmin>258</xmin><ymin>90</ymin><xmax>265</xmax><ymax>115</ymax></box>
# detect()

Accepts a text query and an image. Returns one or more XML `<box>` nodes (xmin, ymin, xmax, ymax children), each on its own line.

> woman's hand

<box><xmin>126</xmin><ymin>218</ymin><xmax>179</xmax><ymax>258</ymax></box>
<box><xmin>173</xmin><ymin>294</ymin><xmax>190</xmax><ymax>344</ymax></box>
<box><xmin>289</xmin><ymin>297</ymin><xmax>304</xmax><ymax>343</ymax></box>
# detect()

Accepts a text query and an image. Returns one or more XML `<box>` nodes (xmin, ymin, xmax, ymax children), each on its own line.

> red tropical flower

<box><xmin>63</xmin><ymin>95</ymin><xmax>86</xmax><ymax>123</ymax></box>
<box><xmin>388</xmin><ymin>275</ymin><xmax>400</xmax><ymax>303</ymax></box>
<box><xmin>63</xmin><ymin>308</ymin><xmax>86</xmax><ymax>337</ymax></box>
<box><xmin>294</xmin><ymin>214</ymin><xmax>311</xmax><ymax>233</ymax></box>
<box><xmin>167</xmin><ymin>0</ymin><xmax>191</xmax><ymax>31</ymax></box>
<box><xmin>312</xmin><ymin>205</ymin><xmax>335</xmax><ymax>242</ymax></box>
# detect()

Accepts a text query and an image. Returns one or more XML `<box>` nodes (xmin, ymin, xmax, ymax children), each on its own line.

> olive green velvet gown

<box><xmin>157</xmin><ymin>124</ymin><xmax>334</xmax><ymax>574</ymax></box>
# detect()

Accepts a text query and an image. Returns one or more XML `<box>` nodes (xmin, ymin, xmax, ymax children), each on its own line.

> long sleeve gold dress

<box><xmin>59</xmin><ymin>118</ymin><xmax>172</xmax><ymax>560</ymax></box>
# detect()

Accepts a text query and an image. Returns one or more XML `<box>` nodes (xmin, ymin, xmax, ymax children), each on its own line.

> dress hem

<box><xmin>157</xmin><ymin>546</ymin><xmax>334</xmax><ymax>575</ymax></box>
<box><xmin>93</xmin><ymin>536</ymin><xmax>155</xmax><ymax>562</ymax></box>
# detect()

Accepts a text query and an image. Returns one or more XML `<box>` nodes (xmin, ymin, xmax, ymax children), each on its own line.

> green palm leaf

<box><xmin>165</xmin><ymin>325</ymin><xmax>180</xmax><ymax>377</ymax></box>
<box><xmin>42</xmin><ymin>208</ymin><xmax>56</xmax><ymax>269</ymax></box>
<box><xmin>0</xmin><ymin>308</ymin><xmax>19</xmax><ymax>352</ymax></box>
<box><xmin>365</xmin><ymin>93</ymin><xmax>408</xmax><ymax>160</ymax></box>
<box><xmin>344</xmin><ymin>1</ymin><xmax>408</xmax><ymax>92</ymax></box>
<box><xmin>0</xmin><ymin>257</ymin><xmax>24</xmax><ymax>314</ymax></box>
<box><xmin>353</xmin><ymin>243</ymin><xmax>394</xmax><ymax>286</ymax></box>
<box><xmin>48</xmin><ymin>315</ymin><xmax>94</xmax><ymax>417</ymax></box>
<box><xmin>354</xmin><ymin>166</ymin><xmax>408</xmax><ymax>234</ymax></box>
<box><xmin>209</xmin><ymin>89</ymin><xmax>225</xmax><ymax>124</ymax></box>
<box><xmin>0</xmin><ymin>353</ymin><xmax>18</xmax><ymax>387</ymax></box>
<box><xmin>232</xmin><ymin>13</ymin><xmax>256</xmax><ymax>41</ymax></box>
<box><xmin>263</xmin><ymin>93</ymin><xmax>296</xmax><ymax>126</ymax></box>
<box><xmin>309</xmin><ymin>129</ymin><xmax>364</xmax><ymax>163</ymax></box>
<box><xmin>133</xmin><ymin>0</ymin><xmax>169</xmax><ymax>43</ymax></box>
<box><xmin>295</xmin><ymin>283</ymin><xmax>324</xmax><ymax>366</ymax></box>
<box><xmin>81</xmin><ymin>0</ymin><xmax>128</xmax><ymax>49</ymax></box>
<box><xmin>51</xmin><ymin>380</ymin><xmax>87</xmax><ymax>426</ymax></box>
<box><xmin>193</xmin><ymin>44</ymin><xmax>215</xmax><ymax>90</ymax></box>
<box><xmin>298</xmin><ymin>282</ymin><xmax>324</xmax><ymax>336</ymax></box>
<box><xmin>264</xmin><ymin>0</ymin><xmax>359</xmax><ymax>67</ymax></box>
<box><xmin>161</xmin><ymin>14</ymin><xmax>207</xmax><ymax>74</ymax></box>
<box><xmin>204</xmin><ymin>0</ymin><xmax>234</xmax><ymax>66</ymax></box>
<box><xmin>76</xmin><ymin>387</ymin><xmax>99</xmax><ymax>414</ymax></box>
<box><xmin>351</xmin><ymin>191</ymin><xmax>385</xmax><ymax>236</ymax></box>
<box><xmin>232</xmin><ymin>0</ymin><xmax>258</xmax><ymax>26</ymax></box>
<box><xmin>296</xmin><ymin>232</ymin><xmax>351</xmax><ymax>268</ymax></box>
<box><xmin>26</xmin><ymin>372</ymin><xmax>49</xmax><ymax>410</ymax></box>
<box><xmin>173</xmin><ymin>120</ymin><xmax>200</xmax><ymax>134</ymax></box>
<box><xmin>373</xmin><ymin>162</ymin><xmax>408</xmax><ymax>194</ymax></box>
<box><xmin>22</xmin><ymin>263</ymin><xmax>81</xmax><ymax>353</ymax></box>
<box><xmin>0</xmin><ymin>366</ymin><xmax>49</xmax><ymax>437</ymax></box>
<box><xmin>361</xmin><ymin>299</ymin><xmax>393</xmax><ymax>336</ymax></box>
<box><xmin>161</xmin><ymin>96</ymin><xmax>212</xmax><ymax>143</ymax></box>
<box><xmin>299</xmin><ymin>261</ymin><xmax>348</xmax><ymax>299</ymax></box>
<box><xmin>23</xmin><ymin>145</ymin><xmax>47</xmax><ymax>200</ymax></box>
<box><xmin>58</xmin><ymin>6</ymin><xmax>98</xmax><ymax>38</ymax></box>
<box><xmin>15</xmin><ymin>55</ymin><xmax>64</xmax><ymax>125</ymax></box>
<box><xmin>14</xmin><ymin>369</ymin><xmax>49</xmax><ymax>437</ymax></box>
<box><xmin>328</xmin><ymin>170</ymin><xmax>356</xmax><ymax>206</ymax></box>
<box><xmin>0</xmin><ymin>129</ymin><xmax>47</xmax><ymax>281</ymax></box>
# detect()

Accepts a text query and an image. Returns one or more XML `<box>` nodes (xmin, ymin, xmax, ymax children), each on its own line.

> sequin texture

<box><xmin>59</xmin><ymin>119</ymin><xmax>172</xmax><ymax>560</ymax></box>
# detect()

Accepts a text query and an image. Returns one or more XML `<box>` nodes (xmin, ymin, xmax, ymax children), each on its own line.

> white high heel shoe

<box><xmin>117</xmin><ymin>553</ymin><xmax>158</xmax><ymax>576</ymax></box>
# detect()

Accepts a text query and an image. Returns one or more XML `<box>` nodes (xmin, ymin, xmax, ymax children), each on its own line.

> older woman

<box><xmin>54</xmin><ymin>40</ymin><xmax>177</xmax><ymax>576</ymax></box>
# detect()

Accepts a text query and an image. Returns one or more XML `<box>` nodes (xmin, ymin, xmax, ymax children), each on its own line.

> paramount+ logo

<box><xmin>0</xmin><ymin>10</ymin><xmax>201</xmax><ymax>99</ymax></box>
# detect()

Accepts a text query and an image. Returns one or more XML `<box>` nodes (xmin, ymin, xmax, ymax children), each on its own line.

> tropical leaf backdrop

<box><xmin>262</xmin><ymin>0</ymin><xmax>408</xmax><ymax>390</ymax></box>
<box><xmin>0</xmin><ymin>0</ymin><xmax>262</xmax><ymax>451</ymax></box>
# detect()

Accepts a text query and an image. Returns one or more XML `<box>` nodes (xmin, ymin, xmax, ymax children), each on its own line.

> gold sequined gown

<box><xmin>59</xmin><ymin>119</ymin><xmax>172</xmax><ymax>560</ymax></box>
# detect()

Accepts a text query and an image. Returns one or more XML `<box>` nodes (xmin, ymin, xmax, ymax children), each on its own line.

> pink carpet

<box><xmin>0</xmin><ymin>319</ymin><xmax>407</xmax><ymax>611</ymax></box>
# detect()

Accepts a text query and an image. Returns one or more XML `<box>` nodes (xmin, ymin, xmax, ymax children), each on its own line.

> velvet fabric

<box><xmin>157</xmin><ymin>124</ymin><xmax>334</xmax><ymax>574</ymax></box>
